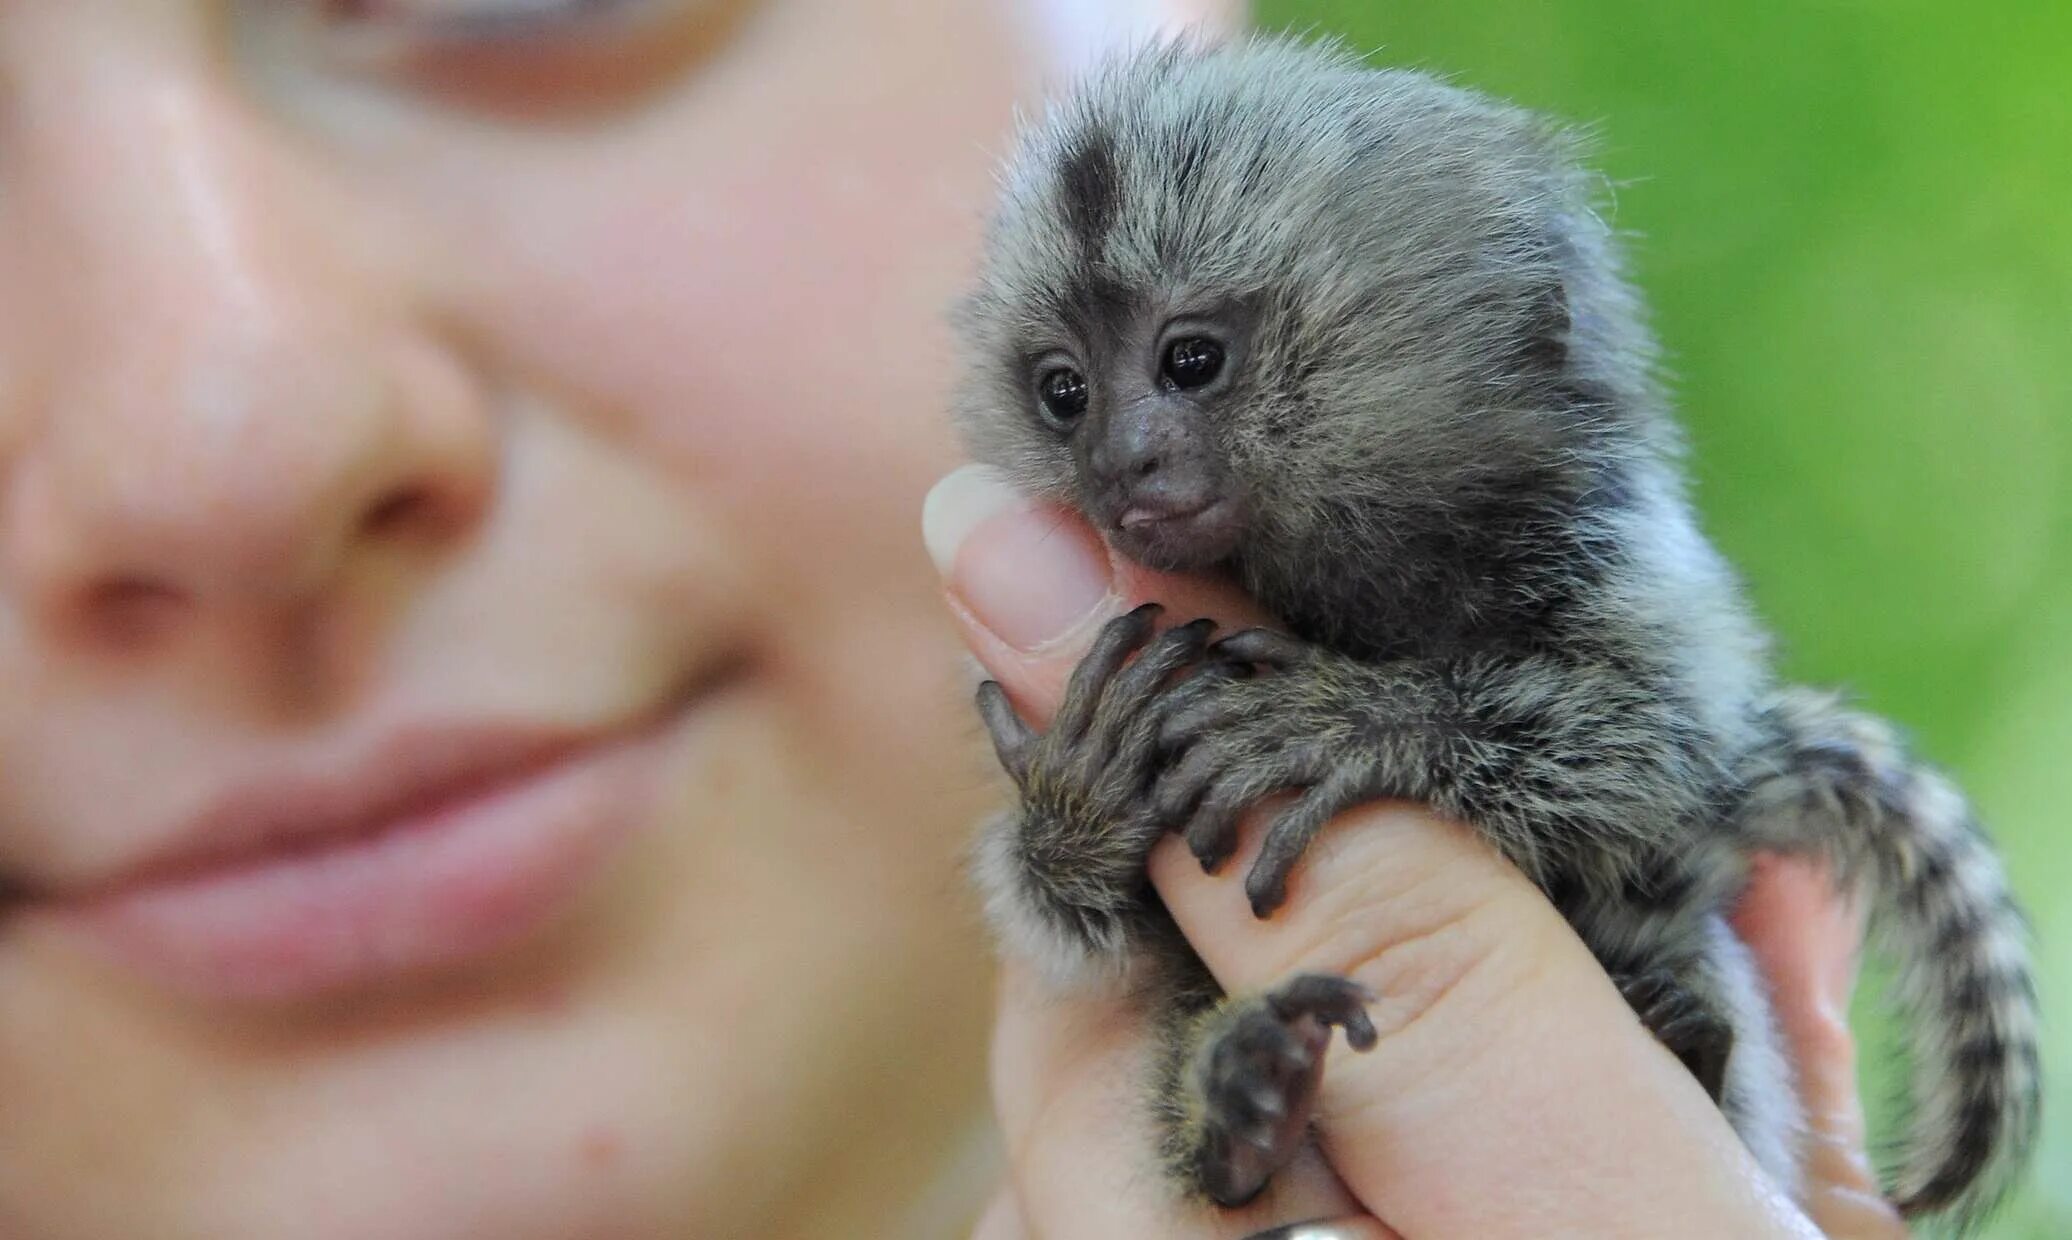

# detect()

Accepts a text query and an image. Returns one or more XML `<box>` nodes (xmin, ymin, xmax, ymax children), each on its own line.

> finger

<box><xmin>933</xmin><ymin>469</ymin><xmax>1820</xmax><ymax>1237</ymax></box>
<box><xmin>923</xmin><ymin>465</ymin><xmax>1272</xmax><ymax>718</ymax></box>
<box><xmin>1734</xmin><ymin>855</ymin><xmax>1910</xmax><ymax>1239</ymax></box>
<box><xmin>936</xmin><ymin>473</ymin><xmax>1385</xmax><ymax>1237</ymax></box>
<box><xmin>971</xmin><ymin>1188</ymin><xmax>1027</xmax><ymax>1240</ymax></box>
<box><xmin>989</xmin><ymin>959</ymin><xmax>1366</xmax><ymax>1239</ymax></box>
<box><xmin>1150</xmin><ymin>807</ymin><xmax>1825</xmax><ymax>1238</ymax></box>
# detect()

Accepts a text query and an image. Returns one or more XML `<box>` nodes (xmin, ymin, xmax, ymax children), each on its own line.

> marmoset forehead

<box><xmin>988</xmin><ymin>44</ymin><xmax>1567</xmax><ymax>347</ymax></box>
<box><xmin>1006</xmin><ymin>108</ymin><xmax>1326</xmax><ymax>289</ymax></box>
<box><xmin>989</xmin><ymin>50</ymin><xmax>1391</xmax><ymax>290</ymax></box>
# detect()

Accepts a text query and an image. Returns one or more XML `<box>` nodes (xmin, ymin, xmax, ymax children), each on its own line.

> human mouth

<box><xmin>22</xmin><ymin>669</ymin><xmax>738</xmax><ymax>1004</ymax></box>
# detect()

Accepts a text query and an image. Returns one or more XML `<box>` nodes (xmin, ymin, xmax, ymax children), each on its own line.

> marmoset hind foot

<box><xmin>1163</xmin><ymin>974</ymin><xmax>1379</xmax><ymax>1208</ymax></box>
<box><xmin>959</xmin><ymin>36</ymin><xmax>2038</xmax><ymax>1227</ymax></box>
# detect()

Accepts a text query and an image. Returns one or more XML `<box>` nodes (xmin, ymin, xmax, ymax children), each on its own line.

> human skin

<box><xmin>0</xmin><ymin>1</ymin><xmax>1906</xmax><ymax>1236</ymax></box>
<box><xmin>0</xmin><ymin>1</ymin><xmax>1102</xmax><ymax>1236</ymax></box>
<box><xmin>928</xmin><ymin>466</ymin><xmax>1912</xmax><ymax>1238</ymax></box>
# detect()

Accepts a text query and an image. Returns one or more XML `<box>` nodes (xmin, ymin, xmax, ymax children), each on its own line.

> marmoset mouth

<box><xmin>1110</xmin><ymin>494</ymin><xmax>1248</xmax><ymax>571</ymax></box>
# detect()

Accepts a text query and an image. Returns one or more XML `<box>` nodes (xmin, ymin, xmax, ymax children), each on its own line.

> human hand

<box><xmin>926</xmin><ymin>466</ymin><xmax>1908</xmax><ymax>1239</ymax></box>
<box><xmin>1734</xmin><ymin>856</ymin><xmax>1911</xmax><ymax>1240</ymax></box>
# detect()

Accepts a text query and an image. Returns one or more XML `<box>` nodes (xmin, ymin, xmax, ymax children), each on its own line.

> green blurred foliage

<box><xmin>1254</xmin><ymin>3</ymin><xmax>2071</xmax><ymax>1233</ymax></box>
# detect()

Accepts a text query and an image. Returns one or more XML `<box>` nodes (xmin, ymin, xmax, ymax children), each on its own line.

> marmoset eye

<box><xmin>1161</xmin><ymin>337</ymin><xmax>1226</xmax><ymax>389</ymax></box>
<box><xmin>1038</xmin><ymin>367</ymin><xmax>1090</xmax><ymax>425</ymax></box>
<box><xmin>958</xmin><ymin>37</ymin><xmax>2042</xmax><ymax>1227</ymax></box>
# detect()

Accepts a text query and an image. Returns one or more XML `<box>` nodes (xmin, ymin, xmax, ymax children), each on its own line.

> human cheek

<box><xmin>385</xmin><ymin>14</ymin><xmax>1028</xmax><ymax>563</ymax></box>
<box><xmin>392</xmin><ymin>87</ymin><xmax>1025</xmax><ymax>775</ymax></box>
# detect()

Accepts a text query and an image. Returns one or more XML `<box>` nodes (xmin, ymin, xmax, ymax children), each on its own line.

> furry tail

<box><xmin>1736</xmin><ymin>687</ymin><xmax>2040</xmax><ymax>1231</ymax></box>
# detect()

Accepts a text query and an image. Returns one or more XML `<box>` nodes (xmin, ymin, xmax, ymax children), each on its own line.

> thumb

<box><xmin>927</xmin><ymin>464</ymin><xmax>1360</xmax><ymax>1234</ymax></box>
<box><xmin>923</xmin><ymin>465</ymin><xmax>1273</xmax><ymax>706</ymax></box>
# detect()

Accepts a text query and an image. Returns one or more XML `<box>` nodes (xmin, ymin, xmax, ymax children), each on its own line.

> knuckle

<box><xmin>1251</xmin><ymin>812</ymin><xmax>1547</xmax><ymax>1039</ymax></box>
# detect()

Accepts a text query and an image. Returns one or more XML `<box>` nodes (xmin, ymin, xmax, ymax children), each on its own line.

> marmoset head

<box><xmin>955</xmin><ymin>39</ymin><xmax>1666</xmax><ymax>637</ymax></box>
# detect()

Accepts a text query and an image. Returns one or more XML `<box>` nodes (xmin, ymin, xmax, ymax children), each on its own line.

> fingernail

<box><xmin>923</xmin><ymin>465</ymin><xmax>1118</xmax><ymax>652</ymax></box>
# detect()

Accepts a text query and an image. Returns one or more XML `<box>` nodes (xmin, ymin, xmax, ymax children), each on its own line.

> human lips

<box><xmin>20</xmin><ymin>670</ymin><xmax>736</xmax><ymax>1004</ymax></box>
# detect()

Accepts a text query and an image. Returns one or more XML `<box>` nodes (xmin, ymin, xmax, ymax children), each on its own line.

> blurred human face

<box><xmin>0</xmin><ymin>1</ymin><xmax>1048</xmax><ymax>1235</ymax></box>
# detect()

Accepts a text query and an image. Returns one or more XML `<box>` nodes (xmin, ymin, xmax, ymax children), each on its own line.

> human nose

<box><xmin>0</xmin><ymin>45</ymin><xmax>491</xmax><ymax>647</ymax></box>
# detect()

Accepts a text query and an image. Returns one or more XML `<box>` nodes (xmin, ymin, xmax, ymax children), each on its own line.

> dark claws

<box><xmin>1104</xmin><ymin>616</ymin><xmax>1216</xmax><ymax>708</ymax></box>
<box><xmin>1182</xmin><ymin>790</ymin><xmax>1245</xmax><ymax>873</ymax></box>
<box><xmin>975</xmin><ymin>680</ymin><xmax>1032</xmax><ymax>783</ymax></box>
<box><xmin>1268</xmin><ymin>973</ymin><xmax>1380</xmax><ymax>1051</ymax></box>
<box><xmin>1054</xmin><ymin>604</ymin><xmax>1163</xmax><ymax>742</ymax></box>
<box><xmin>1246</xmin><ymin>826</ymin><xmax>1302</xmax><ymax>917</ymax></box>
<box><xmin>1244</xmin><ymin>769</ymin><xmax>1381</xmax><ymax>918</ymax></box>
<box><xmin>1208</xmin><ymin>627</ymin><xmax>1311</xmax><ymax>668</ymax></box>
<box><xmin>1243</xmin><ymin>799</ymin><xmax>1308</xmax><ymax>917</ymax></box>
<box><xmin>1246</xmin><ymin>867</ymin><xmax>1289</xmax><ymax>919</ymax></box>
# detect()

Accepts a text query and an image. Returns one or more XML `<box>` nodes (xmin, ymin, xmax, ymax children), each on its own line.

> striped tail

<box><xmin>1736</xmin><ymin>687</ymin><xmax>2040</xmax><ymax>1231</ymax></box>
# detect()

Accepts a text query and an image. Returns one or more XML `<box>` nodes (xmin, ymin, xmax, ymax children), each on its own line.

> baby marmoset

<box><xmin>954</xmin><ymin>37</ymin><xmax>2038</xmax><ymax>1231</ymax></box>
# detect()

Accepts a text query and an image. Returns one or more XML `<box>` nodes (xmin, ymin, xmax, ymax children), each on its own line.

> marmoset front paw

<box><xmin>1155</xmin><ymin>629</ymin><xmax>1399</xmax><ymax>917</ymax></box>
<box><xmin>973</xmin><ymin>604</ymin><xmax>1226</xmax><ymax>968</ymax></box>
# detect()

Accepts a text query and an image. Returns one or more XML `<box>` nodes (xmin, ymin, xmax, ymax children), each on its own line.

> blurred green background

<box><xmin>1253</xmin><ymin>2</ymin><xmax>2070</xmax><ymax>1233</ymax></box>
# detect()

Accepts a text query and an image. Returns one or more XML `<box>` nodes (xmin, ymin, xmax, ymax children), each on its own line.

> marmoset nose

<box><xmin>1093</xmin><ymin>396</ymin><xmax>1216</xmax><ymax>510</ymax></box>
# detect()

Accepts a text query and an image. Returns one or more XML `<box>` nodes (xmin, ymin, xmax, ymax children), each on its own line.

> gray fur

<box><xmin>956</xmin><ymin>36</ymin><xmax>2037</xmax><ymax>1230</ymax></box>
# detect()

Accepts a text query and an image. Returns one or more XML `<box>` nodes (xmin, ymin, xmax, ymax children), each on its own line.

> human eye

<box><xmin>317</xmin><ymin>0</ymin><xmax>668</xmax><ymax>46</ymax></box>
<box><xmin>270</xmin><ymin>0</ymin><xmax>759</xmax><ymax>117</ymax></box>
